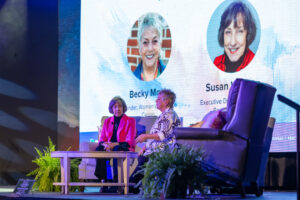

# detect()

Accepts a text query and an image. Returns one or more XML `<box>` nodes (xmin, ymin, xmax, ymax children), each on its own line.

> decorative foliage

<box><xmin>140</xmin><ymin>145</ymin><xmax>206</xmax><ymax>199</ymax></box>
<box><xmin>27</xmin><ymin>137</ymin><xmax>80</xmax><ymax>192</ymax></box>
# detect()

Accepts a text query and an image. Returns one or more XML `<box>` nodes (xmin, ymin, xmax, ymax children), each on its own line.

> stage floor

<box><xmin>0</xmin><ymin>186</ymin><xmax>296</xmax><ymax>199</ymax></box>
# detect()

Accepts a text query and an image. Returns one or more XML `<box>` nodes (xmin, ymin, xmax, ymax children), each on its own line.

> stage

<box><xmin>0</xmin><ymin>186</ymin><xmax>296</xmax><ymax>200</ymax></box>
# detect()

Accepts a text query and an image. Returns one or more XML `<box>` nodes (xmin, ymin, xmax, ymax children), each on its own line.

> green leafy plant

<box><xmin>140</xmin><ymin>145</ymin><xmax>206</xmax><ymax>199</ymax></box>
<box><xmin>27</xmin><ymin>137</ymin><xmax>80</xmax><ymax>192</ymax></box>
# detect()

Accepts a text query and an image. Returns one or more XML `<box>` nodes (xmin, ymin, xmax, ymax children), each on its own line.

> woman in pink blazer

<box><xmin>94</xmin><ymin>96</ymin><xmax>136</xmax><ymax>188</ymax></box>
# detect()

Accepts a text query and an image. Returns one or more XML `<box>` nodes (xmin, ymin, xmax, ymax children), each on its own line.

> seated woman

<box><xmin>129</xmin><ymin>89</ymin><xmax>181</xmax><ymax>193</ymax></box>
<box><xmin>94</xmin><ymin>96</ymin><xmax>136</xmax><ymax>185</ymax></box>
<box><xmin>214</xmin><ymin>1</ymin><xmax>256</xmax><ymax>72</ymax></box>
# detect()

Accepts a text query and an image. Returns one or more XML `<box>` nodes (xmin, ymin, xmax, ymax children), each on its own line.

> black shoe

<box><xmin>107</xmin><ymin>186</ymin><xmax>118</xmax><ymax>193</ymax></box>
<box><xmin>117</xmin><ymin>187</ymin><xmax>124</xmax><ymax>194</ymax></box>
<box><xmin>100</xmin><ymin>186</ymin><xmax>118</xmax><ymax>193</ymax></box>
<box><xmin>129</xmin><ymin>186</ymin><xmax>140</xmax><ymax>194</ymax></box>
<box><xmin>100</xmin><ymin>186</ymin><xmax>109</xmax><ymax>193</ymax></box>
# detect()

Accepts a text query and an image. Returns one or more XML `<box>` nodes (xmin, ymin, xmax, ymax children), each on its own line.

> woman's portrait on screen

<box><xmin>127</xmin><ymin>13</ymin><xmax>172</xmax><ymax>81</ymax></box>
<box><xmin>207</xmin><ymin>0</ymin><xmax>260</xmax><ymax>73</ymax></box>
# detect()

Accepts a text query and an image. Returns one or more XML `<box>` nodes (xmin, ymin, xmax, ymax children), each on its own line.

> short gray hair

<box><xmin>138</xmin><ymin>13</ymin><xmax>164</xmax><ymax>45</ymax></box>
<box><xmin>159</xmin><ymin>89</ymin><xmax>176</xmax><ymax>108</ymax></box>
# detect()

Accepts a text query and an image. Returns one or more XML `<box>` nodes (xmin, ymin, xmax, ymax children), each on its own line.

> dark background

<box><xmin>0</xmin><ymin>0</ymin><xmax>295</xmax><ymax>189</ymax></box>
<box><xmin>0</xmin><ymin>0</ymin><xmax>79</xmax><ymax>185</ymax></box>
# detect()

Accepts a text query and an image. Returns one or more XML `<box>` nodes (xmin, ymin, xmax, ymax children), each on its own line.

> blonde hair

<box><xmin>159</xmin><ymin>89</ymin><xmax>176</xmax><ymax>108</ymax></box>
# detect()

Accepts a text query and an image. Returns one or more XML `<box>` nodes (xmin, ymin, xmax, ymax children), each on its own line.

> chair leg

<box><xmin>79</xmin><ymin>179</ymin><xmax>85</xmax><ymax>192</ymax></box>
<box><xmin>255</xmin><ymin>185</ymin><xmax>263</xmax><ymax>197</ymax></box>
<box><xmin>251</xmin><ymin>182</ymin><xmax>263</xmax><ymax>197</ymax></box>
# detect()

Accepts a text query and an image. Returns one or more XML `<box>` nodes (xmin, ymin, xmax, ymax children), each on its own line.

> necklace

<box><xmin>141</xmin><ymin>61</ymin><xmax>160</xmax><ymax>81</ymax></box>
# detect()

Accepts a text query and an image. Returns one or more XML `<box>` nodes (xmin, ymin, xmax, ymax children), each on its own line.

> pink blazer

<box><xmin>99</xmin><ymin>114</ymin><xmax>136</xmax><ymax>152</ymax></box>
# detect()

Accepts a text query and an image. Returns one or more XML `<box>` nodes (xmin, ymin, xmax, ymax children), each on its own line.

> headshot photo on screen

<box><xmin>128</xmin><ymin>12</ymin><xmax>171</xmax><ymax>81</ymax></box>
<box><xmin>207</xmin><ymin>0</ymin><xmax>260</xmax><ymax>73</ymax></box>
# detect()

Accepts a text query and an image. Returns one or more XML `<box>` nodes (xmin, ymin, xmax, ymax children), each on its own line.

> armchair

<box><xmin>174</xmin><ymin>78</ymin><xmax>276</xmax><ymax>197</ymax></box>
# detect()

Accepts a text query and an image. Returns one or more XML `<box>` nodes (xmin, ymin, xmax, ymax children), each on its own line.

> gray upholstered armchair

<box><xmin>174</xmin><ymin>78</ymin><xmax>276</xmax><ymax>197</ymax></box>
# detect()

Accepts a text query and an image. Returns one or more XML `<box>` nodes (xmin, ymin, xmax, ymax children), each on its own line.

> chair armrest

<box><xmin>174</xmin><ymin>127</ymin><xmax>226</xmax><ymax>140</ymax></box>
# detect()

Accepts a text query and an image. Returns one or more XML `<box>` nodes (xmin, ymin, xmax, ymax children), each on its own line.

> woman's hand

<box><xmin>102</xmin><ymin>142</ymin><xmax>110</xmax><ymax>151</ymax></box>
<box><xmin>103</xmin><ymin>142</ymin><xmax>118</xmax><ymax>151</ymax></box>
<box><xmin>135</xmin><ymin>133</ymin><xmax>160</xmax><ymax>143</ymax></box>
<box><xmin>135</xmin><ymin>134</ymin><xmax>147</xmax><ymax>143</ymax></box>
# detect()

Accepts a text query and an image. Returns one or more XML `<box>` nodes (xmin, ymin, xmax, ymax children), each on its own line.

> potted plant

<box><xmin>27</xmin><ymin>137</ymin><xmax>80</xmax><ymax>192</ymax></box>
<box><xmin>140</xmin><ymin>144</ymin><xmax>206</xmax><ymax>199</ymax></box>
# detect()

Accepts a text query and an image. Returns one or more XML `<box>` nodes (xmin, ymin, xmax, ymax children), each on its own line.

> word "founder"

<box><xmin>129</xmin><ymin>90</ymin><xmax>149</xmax><ymax>99</ymax></box>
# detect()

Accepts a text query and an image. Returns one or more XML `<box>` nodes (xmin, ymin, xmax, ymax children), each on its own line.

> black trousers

<box><xmin>94</xmin><ymin>144</ymin><xmax>129</xmax><ymax>181</ymax></box>
<box><xmin>129</xmin><ymin>155</ymin><xmax>149</xmax><ymax>193</ymax></box>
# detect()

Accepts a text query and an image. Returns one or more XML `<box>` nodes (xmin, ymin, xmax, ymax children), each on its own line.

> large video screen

<box><xmin>80</xmin><ymin>0</ymin><xmax>300</xmax><ymax>152</ymax></box>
